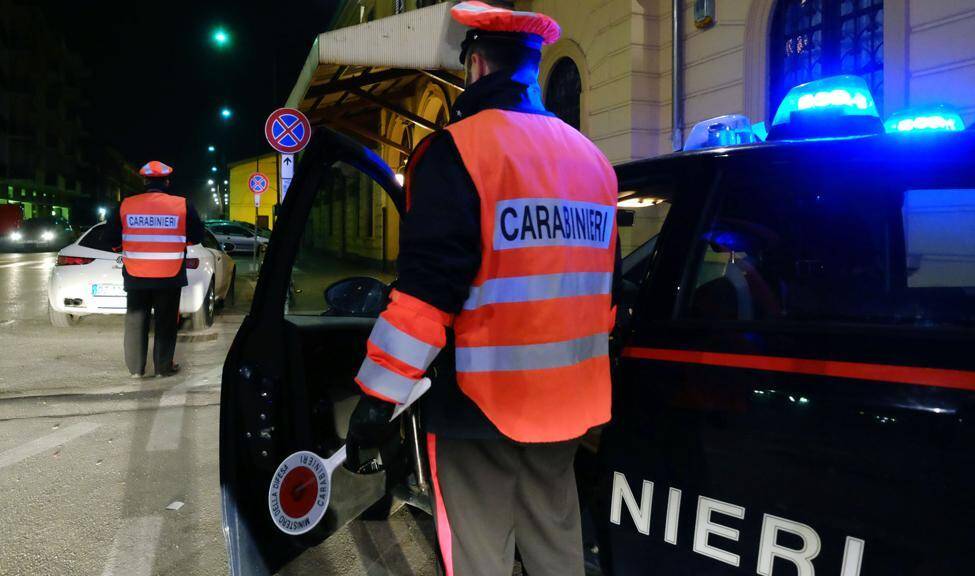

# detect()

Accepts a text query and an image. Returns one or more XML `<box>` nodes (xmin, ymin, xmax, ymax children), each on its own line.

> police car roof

<box><xmin>617</xmin><ymin>129</ymin><xmax>975</xmax><ymax>182</ymax></box>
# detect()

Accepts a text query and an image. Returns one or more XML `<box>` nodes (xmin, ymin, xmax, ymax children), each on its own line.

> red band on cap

<box><xmin>451</xmin><ymin>1</ymin><xmax>560</xmax><ymax>45</ymax></box>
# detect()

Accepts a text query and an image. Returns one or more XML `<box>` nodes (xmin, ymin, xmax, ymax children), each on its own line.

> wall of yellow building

<box><xmin>228</xmin><ymin>154</ymin><xmax>279</xmax><ymax>230</ymax></box>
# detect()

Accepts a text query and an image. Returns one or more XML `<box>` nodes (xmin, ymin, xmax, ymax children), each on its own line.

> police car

<box><xmin>220</xmin><ymin>76</ymin><xmax>975</xmax><ymax>575</ymax></box>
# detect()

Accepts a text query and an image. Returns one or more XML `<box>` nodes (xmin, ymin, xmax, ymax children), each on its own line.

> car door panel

<box><xmin>220</xmin><ymin>128</ymin><xmax>404</xmax><ymax>576</ymax></box>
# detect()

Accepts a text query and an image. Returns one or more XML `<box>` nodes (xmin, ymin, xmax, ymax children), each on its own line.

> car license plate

<box><xmin>92</xmin><ymin>284</ymin><xmax>126</xmax><ymax>297</ymax></box>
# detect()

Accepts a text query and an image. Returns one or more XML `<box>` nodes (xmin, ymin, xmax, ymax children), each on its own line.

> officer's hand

<box><xmin>344</xmin><ymin>395</ymin><xmax>397</xmax><ymax>472</ymax></box>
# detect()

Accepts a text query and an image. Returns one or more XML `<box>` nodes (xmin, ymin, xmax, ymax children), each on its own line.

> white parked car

<box><xmin>48</xmin><ymin>223</ymin><xmax>236</xmax><ymax>330</ymax></box>
<box><xmin>206</xmin><ymin>221</ymin><xmax>269</xmax><ymax>254</ymax></box>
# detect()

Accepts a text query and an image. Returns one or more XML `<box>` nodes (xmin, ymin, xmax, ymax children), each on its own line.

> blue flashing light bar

<box><xmin>772</xmin><ymin>75</ymin><xmax>879</xmax><ymax>127</ymax></box>
<box><xmin>685</xmin><ymin>114</ymin><xmax>760</xmax><ymax>151</ymax></box>
<box><xmin>884</xmin><ymin>105</ymin><xmax>966</xmax><ymax>134</ymax></box>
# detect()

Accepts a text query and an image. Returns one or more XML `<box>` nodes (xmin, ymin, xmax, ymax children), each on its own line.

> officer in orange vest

<box><xmin>103</xmin><ymin>161</ymin><xmax>205</xmax><ymax>378</ymax></box>
<box><xmin>346</xmin><ymin>3</ymin><xmax>618</xmax><ymax>574</ymax></box>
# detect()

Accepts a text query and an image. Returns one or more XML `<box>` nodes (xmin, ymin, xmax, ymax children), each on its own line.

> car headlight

<box><xmin>41</xmin><ymin>231</ymin><xmax>55</xmax><ymax>241</ymax></box>
<box><xmin>9</xmin><ymin>232</ymin><xmax>22</xmax><ymax>241</ymax></box>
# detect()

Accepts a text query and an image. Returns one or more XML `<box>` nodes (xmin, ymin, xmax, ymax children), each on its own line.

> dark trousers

<box><xmin>427</xmin><ymin>434</ymin><xmax>585</xmax><ymax>576</ymax></box>
<box><xmin>124</xmin><ymin>287</ymin><xmax>181</xmax><ymax>375</ymax></box>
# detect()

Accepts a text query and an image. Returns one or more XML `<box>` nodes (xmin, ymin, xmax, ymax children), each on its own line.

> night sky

<box><xmin>40</xmin><ymin>0</ymin><xmax>340</xmax><ymax>207</ymax></box>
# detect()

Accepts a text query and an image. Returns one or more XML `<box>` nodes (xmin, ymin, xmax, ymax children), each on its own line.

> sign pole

<box><xmin>248</xmin><ymin>171</ymin><xmax>270</xmax><ymax>273</ymax></box>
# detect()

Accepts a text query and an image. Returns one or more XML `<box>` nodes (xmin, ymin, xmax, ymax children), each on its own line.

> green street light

<box><xmin>207</xmin><ymin>145</ymin><xmax>216</xmax><ymax>153</ymax></box>
<box><xmin>211</xmin><ymin>166</ymin><xmax>218</xmax><ymax>173</ymax></box>
<box><xmin>211</xmin><ymin>27</ymin><xmax>231</xmax><ymax>48</ymax></box>
<box><xmin>220</xmin><ymin>107</ymin><xmax>233</xmax><ymax>120</ymax></box>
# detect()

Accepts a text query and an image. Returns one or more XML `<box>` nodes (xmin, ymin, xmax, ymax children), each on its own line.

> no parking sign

<box><xmin>265</xmin><ymin>108</ymin><xmax>310</xmax><ymax>154</ymax></box>
<box><xmin>248</xmin><ymin>172</ymin><xmax>269</xmax><ymax>207</ymax></box>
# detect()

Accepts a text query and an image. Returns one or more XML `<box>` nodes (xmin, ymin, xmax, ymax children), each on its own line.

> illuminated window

<box><xmin>544</xmin><ymin>58</ymin><xmax>582</xmax><ymax>130</ymax></box>
<box><xmin>769</xmin><ymin>0</ymin><xmax>884</xmax><ymax>116</ymax></box>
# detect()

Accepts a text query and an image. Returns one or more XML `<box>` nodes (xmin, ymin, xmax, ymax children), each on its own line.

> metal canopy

<box><xmin>284</xmin><ymin>2</ymin><xmax>467</xmax><ymax>153</ymax></box>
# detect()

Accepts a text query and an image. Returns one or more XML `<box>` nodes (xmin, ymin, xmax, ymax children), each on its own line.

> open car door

<box><xmin>219</xmin><ymin>128</ymin><xmax>406</xmax><ymax>576</ymax></box>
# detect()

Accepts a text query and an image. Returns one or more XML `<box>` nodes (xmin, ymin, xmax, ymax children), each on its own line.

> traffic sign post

<box><xmin>265</xmin><ymin>108</ymin><xmax>311</xmax><ymax>154</ymax></box>
<box><xmin>248</xmin><ymin>172</ymin><xmax>270</xmax><ymax>268</ymax></box>
<box><xmin>280</xmin><ymin>153</ymin><xmax>294</xmax><ymax>202</ymax></box>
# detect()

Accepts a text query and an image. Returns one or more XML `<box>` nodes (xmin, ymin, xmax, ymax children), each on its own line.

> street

<box><xmin>0</xmin><ymin>251</ymin><xmax>437</xmax><ymax>576</ymax></box>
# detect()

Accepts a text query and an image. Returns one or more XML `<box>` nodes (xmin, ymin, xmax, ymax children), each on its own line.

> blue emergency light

<box><xmin>768</xmin><ymin>75</ymin><xmax>883</xmax><ymax>141</ymax></box>
<box><xmin>685</xmin><ymin>114</ymin><xmax>760</xmax><ymax>151</ymax></box>
<box><xmin>884</xmin><ymin>105</ymin><xmax>966</xmax><ymax>134</ymax></box>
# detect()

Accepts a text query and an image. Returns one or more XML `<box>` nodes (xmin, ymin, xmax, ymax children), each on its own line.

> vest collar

<box><xmin>451</xmin><ymin>67</ymin><xmax>553</xmax><ymax>122</ymax></box>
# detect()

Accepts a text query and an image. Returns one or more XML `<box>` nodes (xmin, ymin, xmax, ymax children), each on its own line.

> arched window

<box><xmin>769</xmin><ymin>0</ymin><xmax>884</xmax><ymax>115</ymax></box>
<box><xmin>545</xmin><ymin>58</ymin><xmax>582</xmax><ymax>130</ymax></box>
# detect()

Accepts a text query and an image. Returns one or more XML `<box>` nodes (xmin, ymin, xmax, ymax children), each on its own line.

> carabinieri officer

<box><xmin>104</xmin><ymin>161</ymin><xmax>205</xmax><ymax>378</ymax></box>
<box><xmin>345</xmin><ymin>3</ymin><xmax>619</xmax><ymax>574</ymax></box>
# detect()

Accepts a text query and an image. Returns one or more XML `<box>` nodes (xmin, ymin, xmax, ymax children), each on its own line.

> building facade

<box><xmin>286</xmin><ymin>0</ymin><xmax>975</xmax><ymax>266</ymax></box>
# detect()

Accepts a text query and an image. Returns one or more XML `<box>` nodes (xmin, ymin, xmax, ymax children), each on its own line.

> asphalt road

<box><xmin>0</xmin><ymin>251</ymin><xmax>437</xmax><ymax>576</ymax></box>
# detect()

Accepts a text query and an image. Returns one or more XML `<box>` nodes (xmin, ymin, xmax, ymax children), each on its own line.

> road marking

<box><xmin>100</xmin><ymin>516</ymin><xmax>164</xmax><ymax>576</ymax></box>
<box><xmin>146</xmin><ymin>366</ymin><xmax>222</xmax><ymax>452</ymax></box>
<box><xmin>0</xmin><ymin>421</ymin><xmax>100</xmax><ymax>469</ymax></box>
<box><xmin>0</xmin><ymin>261</ymin><xmax>37</xmax><ymax>269</ymax></box>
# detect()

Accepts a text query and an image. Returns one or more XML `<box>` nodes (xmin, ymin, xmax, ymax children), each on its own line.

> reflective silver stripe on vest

<box><xmin>368</xmin><ymin>317</ymin><xmax>441</xmax><ymax>371</ymax></box>
<box><xmin>456</xmin><ymin>333</ymin><xmax>609</xmax><ymax>373</ymax></box>
<box><xmin>463</xmin><ymin>272</ymin><xmax>612</xmax><ymax>310</ymax></box>
<box><xmin>356</xmin><ymin>357</ymin><xmax>416</xmax><ymax>404</ymax></box>
<box><xmin>122</xmin><ymin>234</ymin><xmax>187</xmax><ymax>243</ymax></box>
<box><xmin>122</xmin><ymin>251</ymin><xmax>184</xmax><ymax>260</ymax></box>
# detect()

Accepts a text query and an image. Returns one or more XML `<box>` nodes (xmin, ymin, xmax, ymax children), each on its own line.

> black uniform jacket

<box><xmin>103</xmin><ymin>192</ymin><xmax>206</xmax><ymax>291</ymax></box>
<box><xmin>399</xmin><ymin>68</ymin><xmax>610</xmax><ymax>439</ymax></box>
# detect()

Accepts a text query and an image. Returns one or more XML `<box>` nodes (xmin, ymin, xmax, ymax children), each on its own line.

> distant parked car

<box><xmin>206</xmin><ymin>221</ymin><xmax>269</xmax><ymax>254</ymax></box>
<box><xmin>6</xmin><ymin>217</ymin><xmax>73</xmax><ymax>250</ymax></box>
<box><xmin>48</xmin><ymin>223</ymin><xmax>236</xmax><ymax>329</ymax></box>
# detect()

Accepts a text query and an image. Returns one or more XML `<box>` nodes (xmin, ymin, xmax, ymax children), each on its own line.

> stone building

<box><xmin>283</xmin><ymin>0</ymin><xmax>975</xmax><ymax>266</ymax></box>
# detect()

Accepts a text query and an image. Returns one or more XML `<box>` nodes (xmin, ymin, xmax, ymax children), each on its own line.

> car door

<box><xmin>226</xmin><ymin>225</ymin><xmax>254</xmax><ymax>251</ymax></box>
<box><xmin>209</xmin><ymin>225</ymin><xmax>233</xmax><ymax>250</ymax></box>
<box><xmin>202</xmin><ymin>231</ymin><xmax>229</xmax><ymax>296</ymax></box>
<box><xmin>220</xmin><ymin>127</ymin><xmax>405</xmax><ymax>576</ymax></box>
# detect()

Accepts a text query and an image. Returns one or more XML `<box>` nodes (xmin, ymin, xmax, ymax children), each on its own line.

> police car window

<box><xmin>287</xmin><ymin>161</ymin><xmax>393</xmax><ymax>315</ymax></box>
<box><xmin>618</xmin><ymin>191</ymin><xmax>671</xmax><ymax>259</ymax></box>
<box><xmin>78</xmin><ymin>223</ymin><xmax>116</xmax><ymax>252</ymax></box>
<box><xmin>682</xmin><ymin>165</ymin><xmax>975</xmax><ymax>328</ymax></box>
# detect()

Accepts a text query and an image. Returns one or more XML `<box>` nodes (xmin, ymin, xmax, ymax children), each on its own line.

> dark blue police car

<box><xmin>220</xmin><ymin>75</ymin><xmax>975</xmax><ymax>575</ymax></box>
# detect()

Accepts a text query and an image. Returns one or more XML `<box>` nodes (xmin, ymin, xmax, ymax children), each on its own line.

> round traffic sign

<box><xmin>265</xmin><ymin>108</ymin><xmax>311</xmax><ymax>154</ymax></box>
<box><xmin>268</xmin><ymin>451</ymin><xmax>331</xmax><ymax>536</ymax></box>
<box><xmin>248</xmin><ymin>172</ymin><xmax>269</xmax><ymax>195</ymax></box>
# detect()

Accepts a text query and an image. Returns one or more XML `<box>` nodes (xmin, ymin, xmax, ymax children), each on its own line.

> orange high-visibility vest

<box><xmin>356</xmin><ymin>109</ymin><xmax>617</xmax><ymax>443</ymax></box>
<box><xmin>120</xmin><ymin>192</ymin><xmax>188</xmax><ymax>278</ymax></box>
<box><xmin>447</xmin><ymin>110</ymin><xmax>617</xmax><ymax>442</ymax></box>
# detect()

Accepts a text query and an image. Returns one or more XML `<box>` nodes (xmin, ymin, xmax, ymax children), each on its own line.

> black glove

<box><xmin>345</xmin><ymin>395</ymin><xmax>397</xmax><ymax>472</ymax></box>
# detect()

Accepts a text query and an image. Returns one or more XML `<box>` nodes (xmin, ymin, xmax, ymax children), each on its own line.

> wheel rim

<box><xmin>207</xmin><ymin>283</ymin><xmax>215</xmax><ymax>321</ymax></box>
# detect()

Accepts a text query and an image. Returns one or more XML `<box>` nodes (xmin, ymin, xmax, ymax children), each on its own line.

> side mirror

<box><xmin>222</xmin><ymin>242</ymin><xmax>235</xmax><ymax>252</ymax></box>
<box><xmin>324</xmin><ymin>276</ymin><xmax>388</xmax><ymax>317</ymax></box>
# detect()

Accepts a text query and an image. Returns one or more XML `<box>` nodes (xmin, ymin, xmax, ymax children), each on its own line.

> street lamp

<box><xmin>211</xmin><ymin>166</ymin><xmax>218</xmax><ymax>173</ymax></box>
<box><xmin>208</xmin><ymin>145</ymin><xmax>216</xmax><ymax>153</ymax></box>
<box><xmin>211</xmin><ymin>187</ymin><xmax>217</xmax><ymax>192</ymax></box>
<box><xmin>220</xmin><ymin>107</ymin><xmax>233</xmax><ymax>120</ymax></box>
<box><xmin>207</xmin><ymin>179</ymin><xmax>215</xmax><ymax>186</ymax></box>
<box><xmin>211</xmin><ymin>27</ymin><xmax>231</xmax><ymax>49</ymax></box>
<box><xmin>223</xmin><ymin>180</ymin><xmax>229</xmax><ymax>185</ymax></box>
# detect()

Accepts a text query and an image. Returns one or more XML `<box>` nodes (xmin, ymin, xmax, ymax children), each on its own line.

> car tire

<box><xmin>226</xmin><ymin>267</ymin><xmax>236</xmax><ymax>307</ymax></box>
<box><xmin>49</xmin><ymin>306</ymin><xmax>80</xmax><ymax>328</ymax></box>
<box><xmin>190</xmin><ymin>280</ymin><xmax>215</xmax><ymax>331</ymax></box>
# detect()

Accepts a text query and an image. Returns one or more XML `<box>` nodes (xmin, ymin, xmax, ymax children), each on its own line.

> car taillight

<box><xmin>56</xmin><ymin>256</ymin><xmax>94</xmax><ymax>266</ymax></box>
<box><xmin>185</xmin><ymin>258</ymin><xmax>200</xmax><ymax>269</ymax></box>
